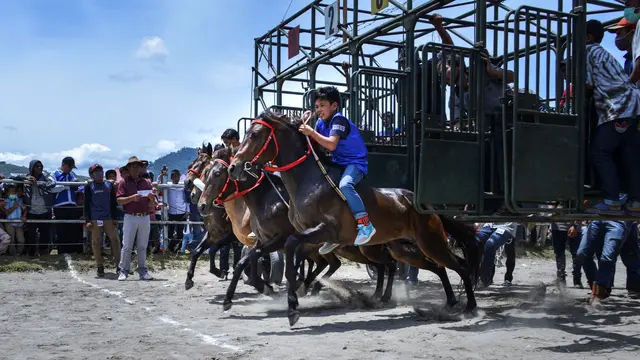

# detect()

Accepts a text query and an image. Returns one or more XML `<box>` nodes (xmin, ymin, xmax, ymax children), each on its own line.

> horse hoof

<box><xmin>296</xmin><ymin>284</ymin><xmax>307</xmax><ymax>298</ymax></box>
<box><xmin>223</xmin><ymin>299</ymin><xmax>233</xmax><ymax>311</ymax></box>
<box><xmin>185</xmin><ymin>279</ymin><xmax>194</xmax><ymax>291</ymax></box>
<box><xmin>210</xmin><ymin>269</ymin><xmax>222</xmax><ymax>278</ymax></box>
<box><xmin>288</xmin><ymin>310</ymin><xmax>300</xmax><ymax>327</ymax></box>
<box><xmin>263</xmin><ymin>285</ymin><xmax>274</xmax><ymax>296</ymax></box>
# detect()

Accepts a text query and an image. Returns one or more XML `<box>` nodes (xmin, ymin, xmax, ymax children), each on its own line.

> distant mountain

<box><xmin>0</xmin><ymin>161</ymin><xmax>29</xmax><ymax>175</ymax></box>
<box><xmin>147</xmin><ymin>147</ymin><xmax>199</xmax><ymax>177</ymax></box>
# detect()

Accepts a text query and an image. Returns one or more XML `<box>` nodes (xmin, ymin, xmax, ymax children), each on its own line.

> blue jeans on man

<box><xmin>577</xmin><ymin>220</ymin><xmax>632</xmax><ymax>298</ymax></box>
<box><xmin>477</xmin><ymin>226</ymin><xmax>512</xmax><ymax>286</ymax></box>
<box><xmin>588</xmin><ymin>118</ymin><xmax>640</xmax><ymax>215</ymax></box>
<box><xmin>619</xmin><ymin>223</ymin><xmax>640</xmax><ymax>296</ymax></box>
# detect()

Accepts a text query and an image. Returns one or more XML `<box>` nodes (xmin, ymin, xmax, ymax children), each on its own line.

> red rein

<box><xmin>249</xmin><ymin>118</ymin><xmax>311</xmax><ymax>173</ymax></box>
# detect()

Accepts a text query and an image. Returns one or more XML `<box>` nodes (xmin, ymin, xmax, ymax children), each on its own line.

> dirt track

<box><xmin>1</xmin><ymin>256</ymin><xmax>639</xmax><ymax>360</ymax></box>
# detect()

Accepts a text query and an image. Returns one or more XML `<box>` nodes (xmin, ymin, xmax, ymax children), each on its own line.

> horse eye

<box><xmin>214</xmin><ymin>171</ymin><xmax>221</xmax><ymax>177</ymax></box>
<box><xmin>249</xmin><ymin>131</ymin><xmax>259</xmax><ymax>139</ymax></box>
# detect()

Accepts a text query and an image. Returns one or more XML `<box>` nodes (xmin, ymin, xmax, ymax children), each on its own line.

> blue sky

<box><xmin>0</xmin><ymin>0</ymin><xmax>625</xmax><ymax>175</ymax></box>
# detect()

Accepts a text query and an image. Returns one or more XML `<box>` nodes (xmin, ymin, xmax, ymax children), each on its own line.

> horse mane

<box><xmin>257</xmin><ymin>110</ymin><xmax>301</xmax><ymax>131</ymax></box>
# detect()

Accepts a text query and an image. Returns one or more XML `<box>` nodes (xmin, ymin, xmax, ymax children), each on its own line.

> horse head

<box><xmin>184</xmin><ymin>142</ymin><xmax>213</xmax><ymax>202</ymax></box>
<box><xmin>202</xmin><ymin>146</ymin><xmax>239</xmax><ymax>210</ymax></box>
<box><xmin>229</xmin><ymin>110</ymin><xmax>301</xmax><ymax>181</ymax></box>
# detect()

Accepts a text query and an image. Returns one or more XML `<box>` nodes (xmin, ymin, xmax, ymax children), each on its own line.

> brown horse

<box><xmin>228</xmin><ymin>111</ymin><xmax>480</xmax><ymax>326</ymax></box>
<box><xmin>199</xmin><ymin>146</ymin><xmax>398</xmax><ymax>308</ymax></box>
<box><xmin>182</xmin><ymin>144</ymin><xmax>235</xmax><ymax>290</ymax></box>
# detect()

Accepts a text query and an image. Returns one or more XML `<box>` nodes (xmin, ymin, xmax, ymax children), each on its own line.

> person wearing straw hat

<box><xmin>116</xmin><ymin>156</ymin><xmax>156</xmax><ymax>281</ymax></box>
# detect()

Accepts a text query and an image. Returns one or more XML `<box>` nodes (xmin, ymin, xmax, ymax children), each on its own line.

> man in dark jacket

<box><xmin>11</xmin><ymin>160</ymin><xmax>60</xmax><ymax>256</ymax></box>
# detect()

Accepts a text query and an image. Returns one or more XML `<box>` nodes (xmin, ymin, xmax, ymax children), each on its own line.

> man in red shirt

<box><xmin>116</xmin><ymin>156</ymin><xmax>157</xmax><ymax>281</ymax></box>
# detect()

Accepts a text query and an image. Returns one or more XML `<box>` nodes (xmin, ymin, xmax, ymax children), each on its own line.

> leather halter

<box><xmin>244</xmin><ymin>118</ymin><xmax>311</xmax><ymax>174</ymax></box>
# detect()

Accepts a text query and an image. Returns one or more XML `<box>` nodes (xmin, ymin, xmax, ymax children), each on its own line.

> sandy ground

<box><xmin>0</xmin><ymin>255</ymin><xmax>639</xmax><ymax>360</ymax></box>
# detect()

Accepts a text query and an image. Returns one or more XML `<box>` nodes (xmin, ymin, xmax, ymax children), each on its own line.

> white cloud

<box><xmin>155</xmin><ymin>139</ymin><xmax>179</xmax><ymax>152</ymax></box>
<box><xmin>135</xmin><ymin>36</ymin><xmax>168</xmax><ymax>62</ymax></box>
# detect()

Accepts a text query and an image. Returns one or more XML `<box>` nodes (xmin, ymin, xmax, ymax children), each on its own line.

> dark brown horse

<box><xmin>200</xmin><ymin>146</ymin><xmax>398</xmax><ymax>308</ymax></box>
<box><xmin>228</xmin><ymin>111</ymin><xmax>480</xmax><ymax>326</ymax></box>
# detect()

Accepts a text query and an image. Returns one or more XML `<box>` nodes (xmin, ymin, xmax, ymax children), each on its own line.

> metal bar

<box><xmin>453</xmin><ymin>214</ymin><xmax>640</xmax><ymax>223</ymax></box>
<box><xmin>0</xmin><ymin>219</ymin><xmax>205</xmax><ymax>225</ymax></box>
<box><xmin>257</xmin><ymin>0</ymin><xmax>323</xmax><ymax>42</ymax></box>
<box><xmin>1</xmin><ymin>179</ymin><xmax>186</xmax><ymax>188</ymax></box>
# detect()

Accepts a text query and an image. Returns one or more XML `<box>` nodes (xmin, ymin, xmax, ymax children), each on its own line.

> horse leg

<box><xmin>222</xmin><ymin>246</ymin><xmax>255</xmax><ymax>311</ymax></box>
<box><xmin>209</xmin><ymin>232</ymin><xmax>235</xmax><ymax>278</ymax></box>
<box><xmin>185</xmin><ymin>237</ymin><xmax>211</xmax><ymax>290</ymax></box>
<box><xmin>284</xmin><ymin>223</ymin><xmax>333</xmax><ymax>326</ymax></box>
<box><xmin>359</xmin><ymin>245</ymin><xmax>395</xmax><ymax>301</ymax></box>
<box><xmin>311</xmin><ymin>253</ymin><xmax>341</xmax><ymax>295</ymax></box>
<box><xmin>298</xmin><ymin>256</ymin><xmax>328</xmax><ymax>297</ymax></box>
<box><xmin>386</xmin><ymin>241</ymin><xmax>458</xmax><ymax>307</ymax></box>
<box><xmin>414</xmin><ymin>217</ymin><xmax>477</xmax><ymax>312</ymax></box>
<box><xmin>248</xmin><ymin>247</ymin><xmax>274</xmax><ymax>296</ymax></box>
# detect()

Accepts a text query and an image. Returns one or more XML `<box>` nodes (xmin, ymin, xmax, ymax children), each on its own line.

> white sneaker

<box><xmin>118</xmin><ymin>272</ymin><xmax>128</xmax><ymax>281</ymax></box>
<box><xmin>248</xmin><ymin>232</ymin><xmax>257</xmax><ymax>239</ymax></box>
<box><xmin>318</xmin><ymin>242</ymin><xmax>341</xmax><ymax>255</ymax></box>
<box><xmin>140</xmin><ymin>273</ymin><xmax>153</xmax><ymax>281</ymax></box>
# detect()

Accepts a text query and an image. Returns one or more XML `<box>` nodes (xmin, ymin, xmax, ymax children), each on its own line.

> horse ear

<box><xmin>206</xmin><ymin>143</ymin><xmax>213</xmax><ymax>156</ymax></box>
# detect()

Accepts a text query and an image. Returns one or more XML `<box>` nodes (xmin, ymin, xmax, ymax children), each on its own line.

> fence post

<box><xmin>160</xmin><ymin>169</ymin><xmax>169</xmax><ymax>252</ymax></box>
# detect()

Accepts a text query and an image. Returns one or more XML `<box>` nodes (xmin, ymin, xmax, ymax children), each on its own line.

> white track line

<box><xmin>64</xmin><ymin>254</ymin><xmax>240</xmax><ymax>352</ymax></box>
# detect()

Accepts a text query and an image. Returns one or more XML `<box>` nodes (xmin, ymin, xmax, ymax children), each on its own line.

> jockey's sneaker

<box><xmin>97</xmin><ymin>266</ymin><xmax>105</xmax><ymax>278</ymax></box>
<box><xmin>354</xmin><ymin>223</ymin><xmax>376</xmax><ymax>246</ymax></box>
<box><xmin>319</xmin><ymin>242</ymin><xmax>341</xmax><ymax>255</ymax></box>
<box><xmin>502</xmin><ymin>280</ymin><xmax>512</xmax><ymax>287</ymax></box>
<box><xmin>585</xmin><ymin>201</ymin><xmax>624</xmax><ymax>216</ymax></box>
<box><xmin>140</xmin><ymin>273</ymin><xmax>153</xmax><ymax>281</ymax></box>
<box><xmin>624</xmin><ymin>202</ymin><xmax>640</xmax><ymax>217</ymax></box>
<box><xmin>118</xmin><ymin>272</ymin><xmax>128</xmax><ymax>281</ymax></box>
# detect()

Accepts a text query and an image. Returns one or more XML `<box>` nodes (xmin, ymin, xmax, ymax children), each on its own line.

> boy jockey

<box><xmin>298</xmin><ymin>86</ymin><xmax>375</xmax><ymax>255</ymax></box>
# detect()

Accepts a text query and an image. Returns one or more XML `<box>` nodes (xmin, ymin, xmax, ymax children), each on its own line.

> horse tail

<box><xmin>439</xmin><ymin>215</ymin><xmax>480</xmax><ymax>287</ymax></box>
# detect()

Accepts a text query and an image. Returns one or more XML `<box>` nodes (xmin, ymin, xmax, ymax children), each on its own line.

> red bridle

<box><xmin>211</xmin><ymin>157</ymin><xmax>265</xmax><ymax>207</ymax></box>
<box><xmin>245</xmin><ymin>118</ymin><xmax>311</xmax><ymax>173</ymax></box>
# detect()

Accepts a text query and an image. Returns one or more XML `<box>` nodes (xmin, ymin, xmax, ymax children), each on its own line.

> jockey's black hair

<box><xmin>314</xmin><ymin>86</ymin><xmax>341</xmax><ymax>107</ymax></box>
<box><xmin>221</xmin><ymin>128</ymin><xmax>240</xmax><ymax>141</ymax></box>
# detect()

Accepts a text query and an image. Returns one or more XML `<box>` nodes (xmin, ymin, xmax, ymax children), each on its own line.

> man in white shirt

<box><xmin>167</xmin><ymin>169</ymin><xmax>189</xmax><ymax>252</ymax></box>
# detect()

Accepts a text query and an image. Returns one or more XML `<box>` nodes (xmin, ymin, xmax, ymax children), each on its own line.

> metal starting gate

<box><xmin>249</xmin><ymin>0</ymin><xmax>628</xmax><ymax>222</ymax></box>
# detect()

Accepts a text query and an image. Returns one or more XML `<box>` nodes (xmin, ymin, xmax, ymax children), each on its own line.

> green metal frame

<box><xmin>251</xmin><ymin>0</ymin><xmax>627</xmax><ymax>221</ymax></box>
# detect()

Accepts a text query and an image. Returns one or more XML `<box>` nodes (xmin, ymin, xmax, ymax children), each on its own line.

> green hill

<box><xmin>147</xmin><ymin>147</ymin><xmax>199</xmax><ymax>177</ymax></box>
<box><xmin>0</xmin><ymin>161</ymin><xmax>29</xmax><ymax>176</ymax></box>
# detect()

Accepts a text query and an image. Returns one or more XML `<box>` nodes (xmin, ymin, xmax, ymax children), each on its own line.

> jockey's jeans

<box><xmin>340</xmin><ymin>165</ymin><xmax>367</xmax><ymax>219</ymax></box>
<box><xmin>577</xmin><ymin>220</ymin><xmax>632</xmax><ymax>290</ymax></box>
<box><xmin>119</xmin><ymin>214</ymin><xmax>150</xmax><ymax>275</ymax></box>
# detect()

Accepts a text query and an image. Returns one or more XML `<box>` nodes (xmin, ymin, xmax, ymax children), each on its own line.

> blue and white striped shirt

<box><xmin>586</xmin><ymin>43</ymin><xmax>640</xmax><ymax>126</ymax></box>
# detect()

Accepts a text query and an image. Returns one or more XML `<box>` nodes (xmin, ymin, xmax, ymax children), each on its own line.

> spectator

<box><xmin>84</xmin><ymin>164</ymin><xmax>122</xmax><ymax>278</ymax></box>
<box><xmin>607</xmin><ymin>18</ymin><xmax>636</xmax><ymax>77</ymax></box>
<box><xmin>116</xmin><ymin>156</ymin><xmax>156</xmax><ymax>281</ymax></box>
<box><xmin>2</xmin><ymin>184</ymin><xmax>26</xmax><ymax>255</ymax></box>
<box><xmin>584</xmin><ymin>19</ymin><xmax>640</xmax><ymax>216</ymax></box>
<box><xmin>11</xmin><ymin>160</ymin><xmax>59</xmax><ymax>256</ymax></box>
<box><xmin>476</xmin><ymin>222</ymin><xmax>517</xmax><ymax>287</ymax></box>
<box><xmin>53</xmin><ymin>156</ymin><xmax>83</xmax><ymax>254</ymax></box>
<box><xmin>0</xmin><ymin>219</ymin><xmax>10</xmax><ymax>255</ymax></box>
<box><xmin>167</xmin><ymin>169</ymin><xmax>189</xmax><ymax>252</ymax></box>
<box><xmin>221</xmin><ymin>128</ymin><xmax>241</xmax><ymax>148</ymax></box>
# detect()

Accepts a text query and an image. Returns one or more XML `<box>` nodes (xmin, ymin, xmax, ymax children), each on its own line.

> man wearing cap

<box><xmin>607</xmin><ymin>18</ymin><xmax>637</xmax><ymax>78</ymax></box>
<box><xmin>53</xmin><ymin>156</ymin><xmax>84</xmax><ymax>254</ymax></box>
<box><xmin>85</xmin><ymin>164</ymin><xmax>122</xmax><ymax>278</ymax></box>
<box><xmin>116</xmin><ymin>156</ymin><xmax>156</xmax><ymax>281</ymax></box>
